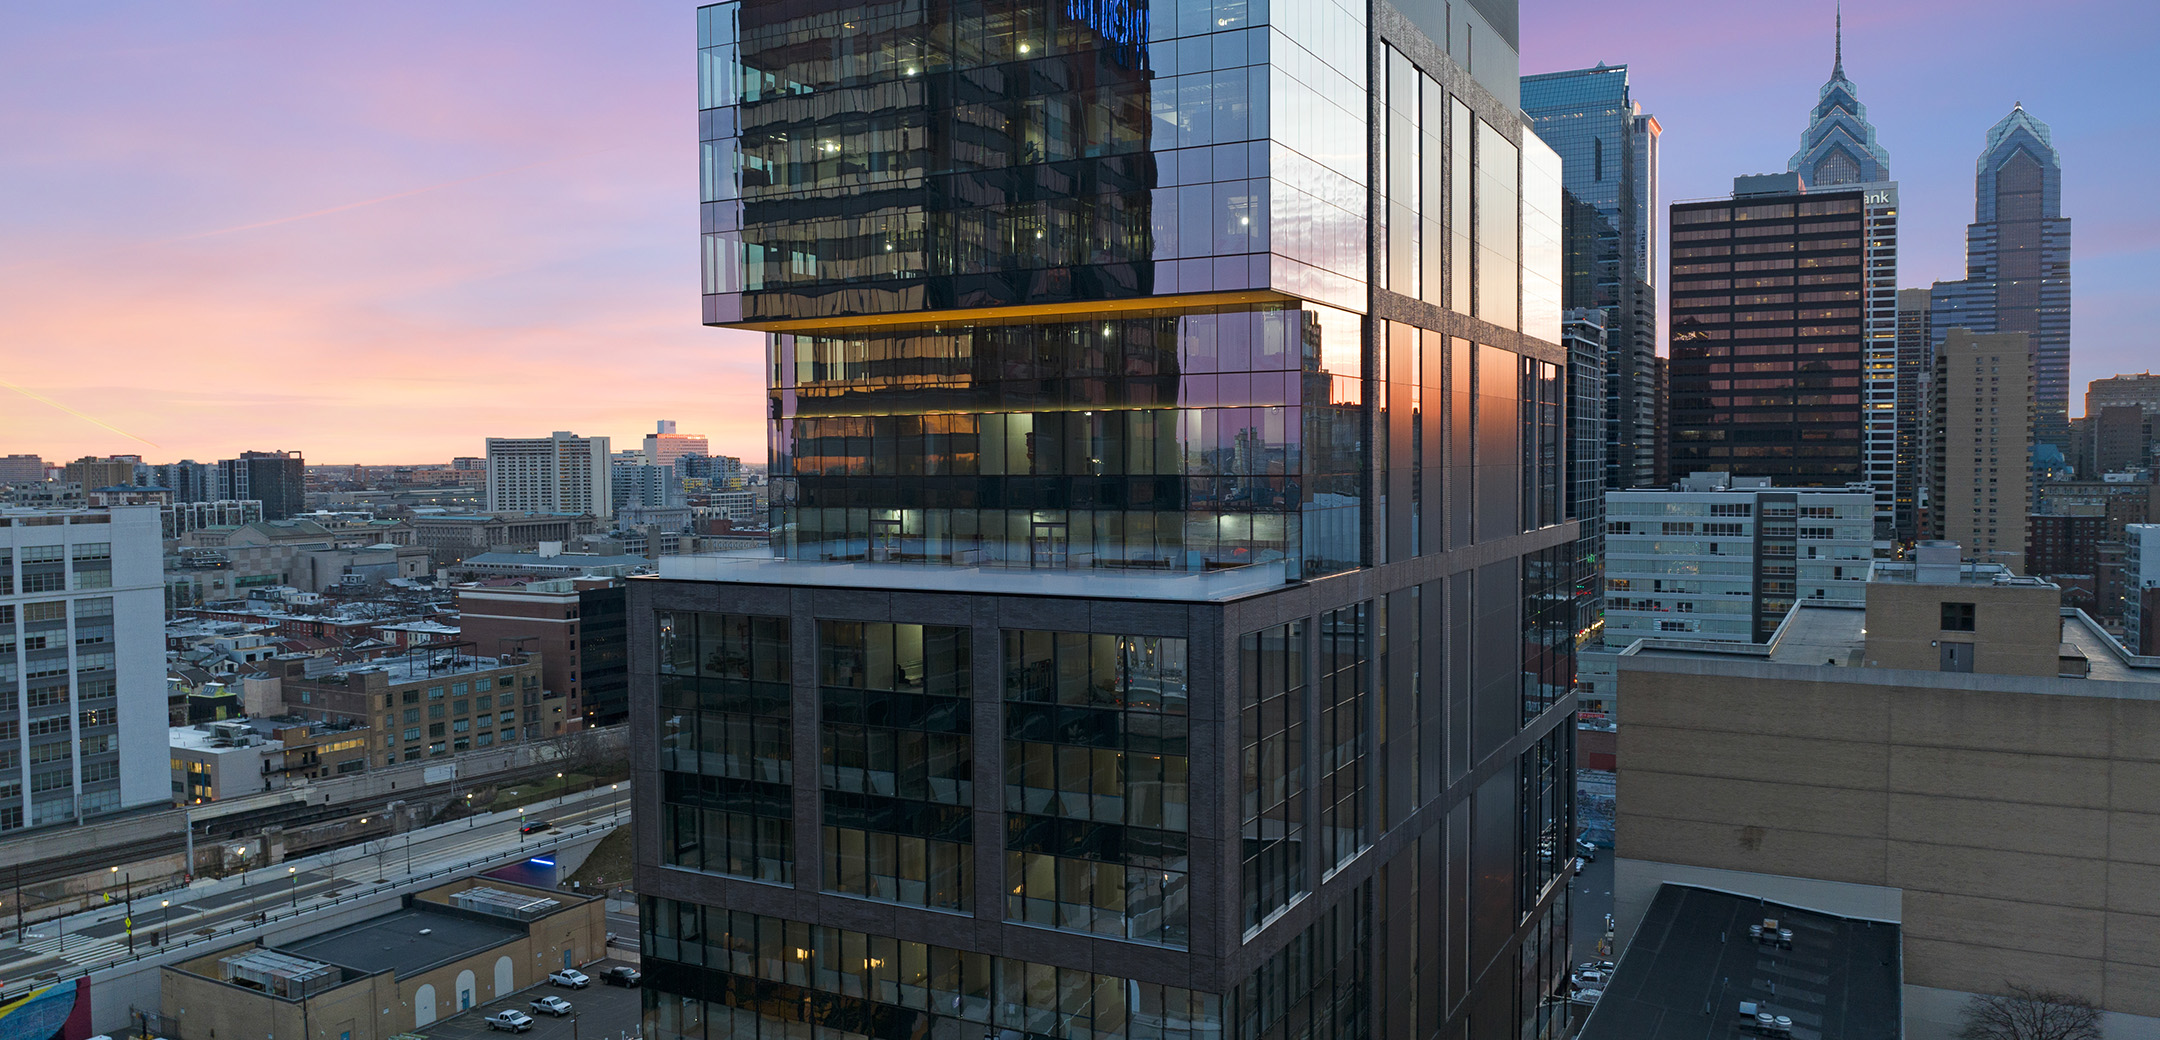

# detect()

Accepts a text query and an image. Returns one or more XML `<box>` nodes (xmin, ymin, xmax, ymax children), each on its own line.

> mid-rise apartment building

<box><xmin>1929</xmin><ymin>328</ymin><xmax>2034</xmax><ymax>573</ymax></box>
<box><xmin>275</xmin><ymin>649</ymin><xmax>546</xmax><ymax>769</ymax></box>
<box><xmin>485</xmin><ymin>432</ymin><xmax>612</xmax><ymax>520</ymax></box>
<box><xmin>218</xmin><ymin>451</ymin><xmax>306</xmax><ymax>520</ymax></box>
<box><xmin>0</xmin><ymin>455</ymin><xmax>46</xmax><ymax>485</ymax></box>
<box><xmin>457</xmin><ymin>577</ymin><xmax>629</xmax><ymax>730</ymax></box>
<box><xmin>0</xmin><ymin>505</ymin><xmax>168</xmax><ymax>830</ymax></box>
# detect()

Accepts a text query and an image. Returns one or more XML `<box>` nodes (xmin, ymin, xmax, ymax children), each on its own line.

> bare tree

<box><xmin>1957</xmin><ymin>983</ymin><xmax>2104</xmax><ymax>1040</ymax></box>
<box><xmin>548</xmin><ymin>725</ymin><xmax>618</xmax><ymax>783</ymax></box>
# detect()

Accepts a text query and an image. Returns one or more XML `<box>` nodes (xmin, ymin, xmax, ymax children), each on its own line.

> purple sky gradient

<box><xmin>2</xmin><ymin>1</ymin><xmax>2152</xmax><ymax>464</ymax></box>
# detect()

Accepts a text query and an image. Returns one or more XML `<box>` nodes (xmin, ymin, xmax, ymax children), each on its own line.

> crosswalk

<box><xmin>16</xmin><ymin>932</ymin><xmax>129</xmax><ymax>967</ymax></box>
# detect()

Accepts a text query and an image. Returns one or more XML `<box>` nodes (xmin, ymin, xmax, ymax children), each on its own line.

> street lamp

<box><xmin>160</xmin><ymin>899</ymin><xmax>170</xmax><ymax>946</ymax></box>
<box><xmin>466</xmin><ymin>792</ymin><xmax>474</xmax><ymax>829</ymax></box>
<box><xmin>112</xmin><ymin>866</ymin><xmax>134</xmax><ymax>954</ymax></box>
<box><xmin>519</xmin><ymin>807</ymin><xmax>527</xmax><ymax>843</ymax></box>
<box><xmin>556</xmin><ymin>773</ymin><xmax>565</xmax><ymax>806</ymax></box>
<box><xmin>288</xmin><ymin>865</ymin><xmax>299</xmax><ymax>909</ymax></box>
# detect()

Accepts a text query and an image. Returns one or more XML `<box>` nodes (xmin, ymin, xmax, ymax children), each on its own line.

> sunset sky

<box><xmin>3</xmin><ymin>0</ymin><xmax>2153</xmax><ymax>465</ymax></box>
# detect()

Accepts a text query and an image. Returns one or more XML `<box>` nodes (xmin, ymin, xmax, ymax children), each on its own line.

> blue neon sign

<box><xmin>1066</xmin><ymin>0</ymin><xmax>1150</xmax><ymax>69</ymax></box>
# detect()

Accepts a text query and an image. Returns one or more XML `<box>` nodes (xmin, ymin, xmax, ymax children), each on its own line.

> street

<box><xmin>1570</xmin><ymin>849</ymin><xmax>1616</xmax><ymax>963</ymax></box>
<box><xmin>0</xmin><ymin>783</ymin><xmax>631</xmax><ymax>989</ymax></box>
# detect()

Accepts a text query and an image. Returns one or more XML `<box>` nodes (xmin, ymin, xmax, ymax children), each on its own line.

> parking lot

<box><xmin>422</xmin><ymin>959</ymin><xmax>644</xmax><ymax>1040</ymax></box>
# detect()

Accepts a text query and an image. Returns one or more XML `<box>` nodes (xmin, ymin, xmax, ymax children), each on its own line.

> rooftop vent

<box><xmin>452</xmin><ymin>886</ymin><xmax>561</xmax><ymax>922</ymax></box>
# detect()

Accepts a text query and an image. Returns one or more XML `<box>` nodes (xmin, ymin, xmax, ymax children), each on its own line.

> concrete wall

<box><xmin>1862</xmin><ymin>579</ymin><xmax>2063</xmax><ymax>676</ymax></box>
<box><xmin>1617</xmin><ymin>661</ymin><xmax>2160</xmax><ymax>1017</ymax></box>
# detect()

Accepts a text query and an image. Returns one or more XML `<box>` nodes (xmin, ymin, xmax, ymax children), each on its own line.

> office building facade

<box><xmin>1668</xmin><ymin>179</ymin><xmax>1873</xmax><ymax>486</ymax></box>
<box><xmin>633</xmin><ymin>1</ymin><xmax>1581</xmax><ymax>1038</ymax></box>
<box><xmin>1604</xmin><ymin>475</ymin><xmax>1872</xmax><ymax>646</ymax></box>
<box><xmin>1930</xmin><ymin>104</ymin><xmax>2072</xmax><ymax>452</ymax></box>
<box><xmin>1521</xmin><ymin>65</ymin><xmax>1660</xmax><ymax>493</ymax></box>
<box><xmin>217</xmin><ymin>450</ymin><xmax>306</xmax><ymax>520</ymax></box>
<box><xmin>485</xmin><ymin>432</ymin><xmax>613</xmax><ymax>520</ymax></box>
<box><xmin>0</xmin><ymin>505</ymin><xmax>169</xmax><ymax>831</ymax></box>
<box><xmin>1929</xmin><ymin>330</ymin><xmax>2034</xmax><ymax>574</ymax></box>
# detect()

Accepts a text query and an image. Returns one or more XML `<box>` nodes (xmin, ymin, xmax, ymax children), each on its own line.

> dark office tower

<box><xmin>1930</xmin><ymin>104</ymin><xmax>2072</xmax><ymax>452</ymax></box>
<box><xmin>217</xmin><ymin>450</ymin><xmax>305</xmax><ymax>519</ymax></box>
<box><xmin>635</xmin><ymin>1</ymin><xmax>1579</xmax><ymax>1038</ymax></box>
<box><xmin>1893</xmin><ymin>288</ymin><xmax>1933</xmax><ymax>543</ymax></box>
<box><xmin>1785</xmin><ymin>12</ymin><xmax>1899</xmax><ymax>538</ymax></box>
<box><xmin>1522</xmin><ymin>65</ymin><xmax>1660</xmax><ymax>492</ymax></box>
<box><xmin>1668</xmin><ymin>176</ymin><xmax>1869</xmax><ymax>484</ymax></box>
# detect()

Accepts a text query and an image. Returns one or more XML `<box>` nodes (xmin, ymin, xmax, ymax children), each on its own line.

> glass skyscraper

<box><xmin>634</xmin><ymin>0</ymin><xmax>1580</xmax><ymax>1037</ymax></box>
<box><xmin>1929</xmin><ymin>104</ymin><xmax>2071</xmax><ymax>455</ymax></box>
<box><xmin>1519</xmin><ymin>64</ymin><xmax>1658</xmax><ymax>494</ymax></box>
<box><xmin>1785</xmin><ymin>16</ymin><xmax>1900</xmax><ymax>542</ymax></box>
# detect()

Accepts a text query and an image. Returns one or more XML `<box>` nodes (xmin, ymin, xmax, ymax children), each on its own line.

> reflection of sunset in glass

<box><xmin>0</xmin><ymin>0</ymin><xmax>2144</xmax><ymax>464</ymax></box>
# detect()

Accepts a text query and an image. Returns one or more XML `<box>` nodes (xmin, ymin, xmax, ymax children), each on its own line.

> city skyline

<box><xmin>2</xmin><ymin>0</ymin><xmax>2152</xmax><ymax>464</ymax></box>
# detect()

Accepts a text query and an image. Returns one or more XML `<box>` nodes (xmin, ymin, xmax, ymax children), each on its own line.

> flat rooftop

<box><xmin>308</xmin><ymin>652</ymin><xmax>515</xmax><ymax>685</ymax></box>
<box><xmin>282</xmin><ymin>905</ymin><xmax>526</xmax><ymax>978</ymax></box>
<box><xmin>656</xmin><ymin>550</ymin><xmax>1294</xmax><ymax>603</ymax></box>
<box><xmin>1628</xmin><ymin>604</ymin><xmax>2160</xmax><ymax>689</ymax></box>
<box><xmin>1580</xmin><ymin>885</ymin><xmax>1900</xmax><ymax>1040</ymax></box>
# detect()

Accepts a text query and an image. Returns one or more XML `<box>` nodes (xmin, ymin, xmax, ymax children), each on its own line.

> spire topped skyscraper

<box><xmin>1788</xmin><ymin>4</ymin><xmax>1893</xmax><ymax>187</ymax></box>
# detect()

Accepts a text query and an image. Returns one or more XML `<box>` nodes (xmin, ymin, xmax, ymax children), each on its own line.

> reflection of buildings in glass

<box><xmin>1521</xmin><ymin>64</ymin><xmax>1660</xmax><ymax>492</ymax></box>
<box><xmin>1930</xmin><ymin>104</ymin><xmax>2072</xmax><ymax>452</ymax></box>
<box><xmin>645</xmin><ymin>1</ymin><xmax>1579</xmax><ymax>1038</ymax></box>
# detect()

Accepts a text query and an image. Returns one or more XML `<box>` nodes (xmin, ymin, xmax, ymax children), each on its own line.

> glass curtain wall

<box><xmin>657</xmin><ymin>611</ymin><xmax>796</xmax><ymax>883</ymax></box>
<box><xmin>1004</xmin><ymin>630</ymin><xmax>1192</xmax><ymax>946</ymax></box>
<box><xmin>770</xmin><ymin>302</ymin><xmax>1365</xmax><ymax>578</ymax></box>
<box><xmin>819</xmin><ymin>622</ymin><xmax>974</xmax><ymax>910</ymax></box>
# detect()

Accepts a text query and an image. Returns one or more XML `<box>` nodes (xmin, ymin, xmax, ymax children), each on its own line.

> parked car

<box><xmin>530</xmin><ymin>996</ymin><xmax>575</xmax><ymax>1017</ymax></box>
<box><xmin>1575</xmin><ymin>838</ymin><xmax>1597</xmax><ymax>862</ymax></box>
<box><xmin>549</xmin><ymin>968</ymin><xmax>591</xmax><ymax>989</ymax></box>
<box><xmin>521</xmin><ymin>819</ymin><xmax>553</xmax><ymax>835</ymax></box>
<box><xmin>602</xmin><ymin>966</ymin><xmax>643</xmax><ymax>987</ymax></box>
<box><xmin>486</xmin><ymin>1011</ymin><xmax>534</xmax><ymax>1033</ymax></box>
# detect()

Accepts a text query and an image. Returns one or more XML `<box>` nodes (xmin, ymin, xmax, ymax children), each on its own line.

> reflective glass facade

<box><xmin>642</xmin><ymin>1</ymin><xmax>1579</xmax><ymax>1038</ymax></box>
<box><xmin>1930</xmin><ymin>105</ymin><xmax>2071</xmax><ymax>452</ymax></box>
<box><xmin>770</xmin><ymin>302</ymin><xmax>1364</xmax><ymax>577</ymax></box>
<box><xmin>1520</xmin><ymin>65</ymin><xmax>1659</xmax><ymax>491</ymax></box>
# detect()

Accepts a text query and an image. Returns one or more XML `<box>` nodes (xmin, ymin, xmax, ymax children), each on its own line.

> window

<box><xmin>657</xmin><ymin>610</ymin><xmax>795</xmax><ymax>885</ymax></box>
<box><xmin>820</xmin><ymin>622</ymin><xmax>972</xmax><ymax>911</ymax></box>
<box><xmin>1004</xmin><ymin>629</ymin><xmax>1189</xmax><ymax>943</ymax></box>
<box><xmin>1941</xmin><ymin>602</ymin><xmax>1976</xmax><ymax>632</ymax></box>
<box><xmin>1239</xmin><ymin>621</ymin><xmax>1307</xmax><ymax>932</ymax></box>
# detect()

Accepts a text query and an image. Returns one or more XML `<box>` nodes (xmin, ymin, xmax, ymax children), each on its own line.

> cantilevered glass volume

<box><xmin>637</xmin><ymin>0</ymin><xmax>1582</xmax><ymax>1036</ymax></box>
